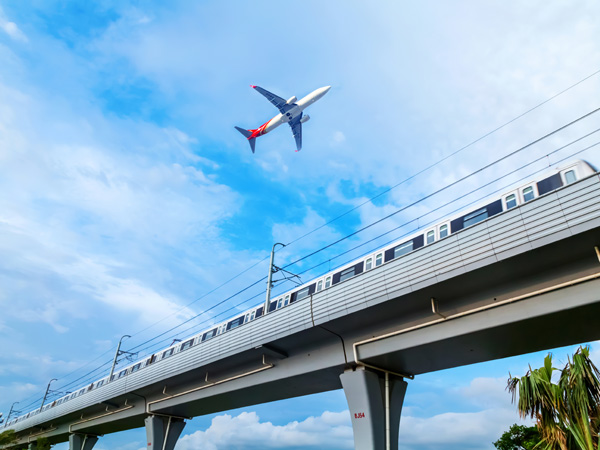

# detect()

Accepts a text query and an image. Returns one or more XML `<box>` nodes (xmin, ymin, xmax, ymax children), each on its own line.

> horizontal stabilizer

<box><xmin>235</xmin><ymin>126</ymin><xmax>252</xmax><ymax>138</ymax></box>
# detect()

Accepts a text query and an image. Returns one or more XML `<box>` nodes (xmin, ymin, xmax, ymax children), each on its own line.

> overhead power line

<box><xmin>88</xmin><ymin>112</ymin><xmax>600</xmax><ymax>366</ymax></box>
<box><xmin>130</xmin><ymin>130</ymin><xmax>600</xmax><ymax>358</ymax></box>
<box><xmin>12</xmin><ymin>69</ymin><xmax>600</xmax><ymax>411</ymax></box>
<box><xmin>284</xmin><ymin>67</ymin><xmax>600</xmax><ymax>247</ymax></box>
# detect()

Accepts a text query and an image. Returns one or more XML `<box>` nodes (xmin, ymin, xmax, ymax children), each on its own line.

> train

<box><xmin>3</xmin><ymin>159</ymin><xmax>596</xmax><ymax>428</ymax></box>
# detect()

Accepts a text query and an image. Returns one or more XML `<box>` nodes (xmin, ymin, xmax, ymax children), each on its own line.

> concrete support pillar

<box><xmin>145</xmin><ymin>415</ymin><xmax>186</xmax><ymax>450</ymax></box>
<box><xmin>69</xmin><ymin>434</ymin><xmax>99</xmax><ymax>450</ymax></box>
<box><xmin>340</xmin><ymin>367</ymin><xmax>408</xmax><ymax>450</ymax></box>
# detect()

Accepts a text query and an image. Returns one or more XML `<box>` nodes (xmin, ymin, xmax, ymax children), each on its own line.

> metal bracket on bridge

<box><xmin>431</xmin><ymin>297</ymin><xmax>446</xmax><ymax>319</ymax></box>
<box><xmin>254</xmin><ymin>344</ymin><xmax>288</xmax><ymax>359</ymax></box>
<box><xmin>100</xmin><ymin>400</ymin><xmax>119</xmax><ymax>410</ymax></box>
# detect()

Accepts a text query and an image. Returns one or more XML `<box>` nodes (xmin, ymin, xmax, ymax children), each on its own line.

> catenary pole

<box><xmin>264</xmin><ymin>243</ymin><xmax>285</xmax><ymax>315</ymax></box>
<box><xmin>109</xmin><ymin>335</ymin><xmax>131</xmax><ymax>382</ymax></box>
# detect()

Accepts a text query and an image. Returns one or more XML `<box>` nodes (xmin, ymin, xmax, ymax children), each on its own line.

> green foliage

<box><xmin>507</xmin><ymin>346</ymin><xmax>600</xmax><ymax>450</ymax></box>
<box><xmin>35</xmin><ymin>436</ymin><xmax>51</xmax><ymax>450</ymax></box>
<box><xmin>493</xmin><ymin>423</ymin><xmax>541</xmax><ymax>449</ymax></box>
<box><xmin>0</xmin><ymin>430</ymin><xmax>17</xmax><ymax>445</ymax></box>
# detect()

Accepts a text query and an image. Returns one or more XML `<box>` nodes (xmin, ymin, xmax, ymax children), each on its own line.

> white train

<box><xmin>3</xmin><ymin>159</ymin><xmax>596</xmax><ymax>428</ymax></box>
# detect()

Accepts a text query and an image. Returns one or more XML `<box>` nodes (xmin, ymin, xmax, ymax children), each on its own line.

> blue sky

<box><xmin>1</xmin><ymin>1</ymin><xmax>600</xmax><ymax>449</ymax></box>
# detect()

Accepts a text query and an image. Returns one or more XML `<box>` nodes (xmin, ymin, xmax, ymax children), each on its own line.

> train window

<box><xmin>317</xmin><ymin>280</ymin><xmax>323</xmax><ymax>292</ymax></box>
<box><xmin>250</xmin><ymin>310</ymin><xmax>256</xmax><ymax>320</ymax></box>
<box><xmin>162</xmin><ymin>348</ymin><xmax>175</xmax><ymax>359</ymax></box>
<box><xmin>228</xmin><ymin>316</ymin><xmax>245</xmax><ymax>330</ymax></box>
<box><xmin>522</xmin><ymin>186</ymin><xmax>535</xmax><ymax>202</ymax></box>
<box><xmin>463</xmin><ymin>207</ymin><xmax>488</xmax><ymax>228</ymax></box>
<box><xmin>325</xmin><ymin>276</ymin><xmax>331</xmax><ymax>288</ymax></box>
<box><xmin>180</xmin><ymin>339</ymin><xmax>194</xmax><ymax>351</ymax></box>
<box><xmin>375</xmin><ymin>253</ymin><xmax>383</xmax><ymax>266</ymax></box>
<box><xmin>339</xmin><ymin>266</ymin><xmax>356</xmax><ymax>282</ymax></box>
<box><xmin>296</xmin><ymin>287</ymin><xmax>310</xmax><ymax>300</ymax></box>
<box><xmin>439</xmin><ymin>224</ymin><xmax>448</xmax><ymax>239</ymax></box>
<box><xmin>365</xmin><ymin>258</ymin><xmax>372</xmax><ymax>270</ymax></box>
<box><xmin>202</xmin><ymin>328</ymin><xmax>217</xmax><ymax>342</ymax></box>
<box><xmin>117</xmin><ymin>370</ymin><xmax>127</xmax><ymax>379</ymax></box>
<box><xmin>277</xmin><ymin>298</ymin><xmax>283</xmax><ymax>309</ymax></box>
<box><xmin>284</xmin><ymin>294</ymin><xmax>290</xmax><ymax>306</ymax></box>
<box><xmin>79</xmin><ymin>388</ymin><xmax>86</xmax><ymax>395</ymax></box>
<box><xmin>394</xmin><ymin>241</ymin><xmax>413</xmax><ymax>258</ymax></box>
<box><xmin>57</xmin><ymin>399</ymin><xmax>63</xmax><ymax>405</ymax></box>
<box><xmin>426</xmin><ymin>230</ymin><xmax>435</xmax><ymax>245</ymax></box>
<box><xmin>97</xmin><ymin>379</ymin><xmax>105</xmax><ymax>388</ymax></box>
<box><xmin>564</xmin><ymin>169</ymin><xmax>577</xmax><ymax>184</ymax></box>
<box><xmin>505</xmin><ymin>193</ymin><xmax>517</xmax><ymax>209</ymax></box>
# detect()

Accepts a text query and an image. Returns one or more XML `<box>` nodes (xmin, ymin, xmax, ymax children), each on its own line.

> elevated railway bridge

<box><xmin>2</xmin><ymin>169</ymin><xmax>600</xmax><ymax>450</ymax></box>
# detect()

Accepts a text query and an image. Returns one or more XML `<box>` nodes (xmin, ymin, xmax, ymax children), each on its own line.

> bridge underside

<box><xmin>106</xmin><ymin>227</ymin><xmax>600</xmax><ymax>427</ymax></box>
<box><xmin>347</xmin><ymin>227</ymin><xmax>600</xmax><ymax>375</ymax></box>
<box><xmin>6</xmin><ymin>220</ymin><xmax>600</xmax><ymax>448</ymax></box>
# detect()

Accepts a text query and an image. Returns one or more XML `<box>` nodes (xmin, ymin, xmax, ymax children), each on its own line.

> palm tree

<box><xmin>507</xmin><ymin>346</ymin><xmax>600</xmax><ymax>450</ymax></box>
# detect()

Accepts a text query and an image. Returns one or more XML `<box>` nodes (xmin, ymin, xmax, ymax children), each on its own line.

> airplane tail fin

<box><xmin>235</xmin><ymin>126</ymin><xmax>256</xmax><ymax>153</ymax></box>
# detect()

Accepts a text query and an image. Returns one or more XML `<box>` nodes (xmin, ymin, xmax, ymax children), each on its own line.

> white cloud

<box><xmin>457</xmin><ymin>377</ymin><xmax>512</xmax><ymax>409</ymax></box>
<box><xmin>400</xmin><ymin>408</ymin><xmax>524</xmax><ymax>450</ymax></box>
<box><xmin>176</xmin><ymin>411</ymin><xmax>353</xmax><ymax>450</ymax></box>
<box><xmin>0</xmin><ymin>7</ymin><xmax>27</xmax><ymax>43</ymax></box>
<box><xmin>1</xmin><ymin>21</ymin><xmax>27</xmax><ymax>42</ymax></box>
<box><xmin>332</xmin><ymin>131</ymin><xmax>346</xmax><ymax>145</ymax></box>
<box><xmin>0</xmin><ymin>74</ymin><xmax>244</xmax><ymax>333</ymax></box>
<box><xmin>0</xmin><ymin>382</ymin><xmax>37</xmax><ymax>404</ymax></box>
<box><xmin>173</xmin><ymin>406</ymin><xmax>527</xmax><ymax>450</ymax></box>
<box><xmin>272</xmin><ymin>208</ymin><xmax>341</xmax><ymax>249</ymax></box>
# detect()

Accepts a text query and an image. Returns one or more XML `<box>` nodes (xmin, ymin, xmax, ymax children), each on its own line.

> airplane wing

<box><xmin>288</xmin><ymin>116</ymin><xmax>302</xmax><ymax>151</ymax></box>
<box><xmin>252</xmin><ymin>85</ymin><xmax>294</xmax><ymax>114</ymax></box>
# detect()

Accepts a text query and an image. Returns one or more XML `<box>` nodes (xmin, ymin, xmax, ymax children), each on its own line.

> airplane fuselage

<box><xmin>250</xmin><ymin>86</ymin><xmax>330</xmax><ymax>138</ymax></box>
<box><xmin>236</xmin><ymin>84</ymin><xmax>330</xmax><ymax>152</ymax></box>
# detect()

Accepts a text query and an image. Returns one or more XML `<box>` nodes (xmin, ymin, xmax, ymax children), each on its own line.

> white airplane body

<box><xmin>236</xmin><ymin>85</ymin><xmax>331</xmax><ymax>153</ymax></box>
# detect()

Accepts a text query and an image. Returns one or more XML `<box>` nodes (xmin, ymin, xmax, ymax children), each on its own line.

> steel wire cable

<box><xmin>125</xmin><ymin>277</ymin><xmax>267</xmax><ymax>353</ymax></box>
<box><xmin>114</xmin><ymin>132</ymin><xmax>600</xmax><ymax>362</ymax></box>
<box><xmin>10</xmin><ymin>72</ymin><xmax>600</xmax><ymax>411</ymax></box>
<box><xmin>283</xmin><ymin>68</ymin><xmax>600</xmax><ymax>248</ymax></box>
<box><xmin>280</xmin><ymin>107</ymin><xmax>600</xmax><ymax>270</ymax></box>
<box><xmin>69</xmin><ymin>110</ymin><xmax>600</xmax><ymax>368</ymax></box>
<box><xmin>10</xmin><ymin>133</ymin><xmax>600</xmax><ymax>419</ymax></box>
<box><xmin>45</xmin><ymin>70</ymin><xmax>600</xmax><ymax>389</ymax></box>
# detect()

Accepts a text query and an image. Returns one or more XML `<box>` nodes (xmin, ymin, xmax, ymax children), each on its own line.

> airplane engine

<box><xmin>300</xmin><ymin>115</ymin><xmax>310</xmax><ymax>123</ymax></box>
<box><xmin>286</xmin><ymin>96</ymin><xmax>297</xmax><ymax>104</ymax></box>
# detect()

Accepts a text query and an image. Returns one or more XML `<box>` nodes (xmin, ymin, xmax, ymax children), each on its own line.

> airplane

<box><xmin>235</xmin><ymin>85</ymin><xmax>331</xmax><ymax>153</ymax></box>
